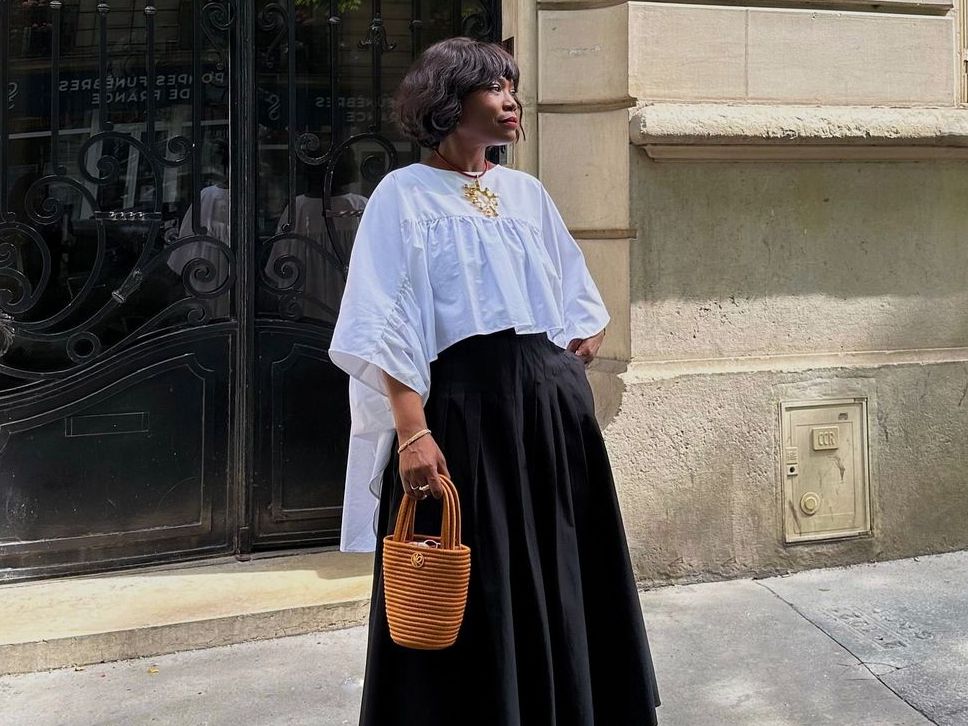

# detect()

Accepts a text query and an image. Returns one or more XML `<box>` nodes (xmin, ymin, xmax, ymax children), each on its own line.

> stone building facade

<box><xmin>504</xmin><ymin>0</ymin><xmax>968</xmax><ymax>583</ymax></box>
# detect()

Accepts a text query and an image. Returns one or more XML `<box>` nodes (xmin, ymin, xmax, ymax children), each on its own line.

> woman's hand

<box><xmin>398</xmin><ymin>432</ymin><xmax>450</xmax><ymax>501</ymax></box>
<box><xmin>566</xmin><ymin>327</ymin><xmax>606</xmax><ymax>365</ymax></box>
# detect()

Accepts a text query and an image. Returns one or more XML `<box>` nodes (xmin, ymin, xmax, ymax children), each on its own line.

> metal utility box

<box><xmin>779</xmin><ymin>398</ymin><xmax>872</xmax><ymax>543</ymax></box>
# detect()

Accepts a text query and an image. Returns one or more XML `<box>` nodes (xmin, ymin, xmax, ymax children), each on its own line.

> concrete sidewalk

<box><xmin>1</xmin><ymin>550</ymin><xmax>964</xmax><ymax>725</ymax></box>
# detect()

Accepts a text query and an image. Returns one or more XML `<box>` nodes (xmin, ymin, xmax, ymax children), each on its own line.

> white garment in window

<box><xmin>267</xmin><ymin>193</ymin><xmax>368</xmax><ymax>319</ymax></box>
<box><xmin>328</xmin><ymin>163</ymin><xmax>610</xmax><ymax>552</ymax></box>
<box><xmin>168</xmin><ymin>185</ymin><xmax>233</xmax><ymax>319</ymax></box>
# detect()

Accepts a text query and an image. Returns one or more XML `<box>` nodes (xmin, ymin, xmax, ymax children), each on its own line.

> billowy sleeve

<box><xmin>328</xmin><ymin>173</ymin><xmax>435</xmax><ymax>553</ymax></box>
<box><xmin>538</xmin><ymin>183</ymin><xmax>611</xmax><ymax>344</ymax></box>
<box><xmin>329</xmin><ymin>174</ymin><xmax>434</xmax><ymax>400</ymax></box>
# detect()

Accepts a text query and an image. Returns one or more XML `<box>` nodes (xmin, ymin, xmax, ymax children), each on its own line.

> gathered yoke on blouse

<box><xmin>328</xmin><ymin>162</ymin><xmax>611</xmax><ymax>552</ymax></box>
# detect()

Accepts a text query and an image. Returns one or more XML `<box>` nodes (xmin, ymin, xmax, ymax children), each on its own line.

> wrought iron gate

<box><xmin>0</xmin><ymin>0</ymin><xmax>501</xmax><ymax>582</ymax></box>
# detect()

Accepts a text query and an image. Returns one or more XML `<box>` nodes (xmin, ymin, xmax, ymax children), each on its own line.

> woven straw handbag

<box><xmin>382</xmin><ymin>474</ymin><xmax>472</xmax><ymax>650</ymax></box>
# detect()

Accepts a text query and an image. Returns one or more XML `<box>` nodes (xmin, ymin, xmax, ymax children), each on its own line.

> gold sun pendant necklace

<box><xmin>432</xmin><ymin>149</ymin><xmax>499</xmax><ymax>218</ymax></box>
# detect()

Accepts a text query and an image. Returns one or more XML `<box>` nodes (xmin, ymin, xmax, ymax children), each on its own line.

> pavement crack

<box><xmin>753</xmin><ymin>580</ymin><xmax>938</xmax><ymax>726</ymax></box>
<box><xmin>860</xmin><ymin>660</ymin><xmax>917</xmax><ymax>673</ymax></box>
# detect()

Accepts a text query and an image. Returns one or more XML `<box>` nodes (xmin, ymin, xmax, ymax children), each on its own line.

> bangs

<box><xmin>391</xmin><ymin>37</ymin><xmax>526</xmax><ymax>149</ymax></box>
<box><xmin>458</xmin><ymin>45</ymin><xmax>520</xmax><ymax>95</ymax></box>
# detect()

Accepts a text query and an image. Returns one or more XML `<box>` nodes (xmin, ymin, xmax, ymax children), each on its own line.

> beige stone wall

<box><xmin>534</xmin><ymin>1</ymin><xmax>636</xmax><ymax>362</ymax></box>
<box><xmin>616</xmin><ymin>154</ymin><xmax>968</xmax><ymax>584</ymax></box>
<box><xmin>611</xmin><ymin>353</ymin><xmax>968</xmax><ymax>585</ymax></box>
<box><xmin>521</xmin><ymin>0</ymin><xmax>968</xmax><ymax>583</ymax></box>
<box><xmin>630</xmin><ymin>160</ymin><xmax>968</xmax><ymax>361</ymax></box>
<box><xmin>629</xmin><ymin>2</ymin><xmax>958</xmax><ymax>106</ymax></box>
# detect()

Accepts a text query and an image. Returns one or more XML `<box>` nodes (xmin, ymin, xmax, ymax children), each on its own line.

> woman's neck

<box><xmin>424</xmin><ymin>141</ymin><xmax>489</xmax><ymax>172</ymax></box>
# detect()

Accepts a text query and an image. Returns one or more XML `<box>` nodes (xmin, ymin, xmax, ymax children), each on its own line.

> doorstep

<box><xmin>0</xmin><ymin>549</ymin><xmax>374</xmax><ymax>676</ymax></box>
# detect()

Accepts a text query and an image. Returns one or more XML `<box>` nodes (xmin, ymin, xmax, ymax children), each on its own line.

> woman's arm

<box><xmin>382</xmin><ymin>370</ymin><xmax>449</xmax><ymax>500</ymax></box>
<box><xmin>383</xmin><ymin>370</ymin><xmax>429</xmax><ymax>441</ymax></box>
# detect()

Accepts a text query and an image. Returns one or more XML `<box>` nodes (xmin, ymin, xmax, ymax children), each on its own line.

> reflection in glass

<box><xmin>251</xmin><ymin>0</ymin><xmax>505</xmax><ymax>327</ymax></box>
<box><xmin>168</xmin><ymin>138</ymin><xmax>232</xmax><ymax>319</ymax></box>
<box><xmin>0</xmin><ymin>0</ymin><xmax>233</xmax><ymax>388</ymax></box>
<box><xmin>266</xmin><ymin>152</ymin><xmax>367</xmax><ymax>321</ymax></box>
<box><xmin>254</xmin><ymin>0</ymin><xmax>417</xmax><ymax>324</ymax></box>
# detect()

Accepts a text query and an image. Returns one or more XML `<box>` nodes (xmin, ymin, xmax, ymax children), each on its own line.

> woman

<box><xmin>329</xmin><ymin>37</ymin><xmax>661</xmax><ymax>726</ymax></box>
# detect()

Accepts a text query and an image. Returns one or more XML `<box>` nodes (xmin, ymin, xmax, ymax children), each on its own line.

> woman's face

<box><xmin>454</xmin><ymin>76</ymin><xmax>520</xmax><ymax>147</ymax></box>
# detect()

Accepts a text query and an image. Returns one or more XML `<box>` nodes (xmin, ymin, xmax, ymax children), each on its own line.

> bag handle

<box><xmin>391</xmin><ymin>474</ymin><xmax>462</xmax><ymax>549</ymax></box>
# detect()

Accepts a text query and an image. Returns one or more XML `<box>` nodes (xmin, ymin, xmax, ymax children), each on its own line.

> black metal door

<box><xmin>0</xmin><ymin>0</ymin><xmax>500</xmax><ymax>582</ymax></box>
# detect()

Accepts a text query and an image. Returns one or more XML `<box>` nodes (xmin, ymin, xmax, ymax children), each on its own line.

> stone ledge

<box><xmin>620</xmin><ymin>346</ymin><xmax>968</xmax><ymax>383</ymax></box>
<box><xmin>629</xmin><ymin>103</ymin><xmax>968</xmax><ymax>160</ymax></box>
<box><xmin>0</xmin><ymin>549</ymin><xmax>374</xmax><ymax>675</ymax></box>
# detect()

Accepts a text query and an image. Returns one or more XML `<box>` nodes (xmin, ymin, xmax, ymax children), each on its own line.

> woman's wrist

<box><xmin>397</xmin><ymin>427</ymin><xmax>432</xmax><ymax>453</ymax></box>
<box><xmin>396</xmin><ymin>423</ymin><xmax>429</xmax><ymax>440</ymax></box>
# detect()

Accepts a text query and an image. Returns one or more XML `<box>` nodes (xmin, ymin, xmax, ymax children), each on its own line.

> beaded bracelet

<box><xmin>397</xmin><ymin>427</ymin><xmax>431</xmax><ymax>454</ymax></box>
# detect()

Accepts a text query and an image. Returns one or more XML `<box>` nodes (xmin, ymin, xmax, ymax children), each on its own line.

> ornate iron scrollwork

<box><xmin>461</xmin><ymin>0</ymin><xmax>497</xmax><ymax>40</ymax></box>
<box><xmin>0</xmin><ymin>0</ymin><xmax>502</xmax><ymax>384</ymax></box>
<box><xmin>252</xmin><ymin>0</ymin><xmax>501</xmax><ymax>325</ymax></box>
<box><xmin>0</xmin><ymin>0</ymin><xmax>237</xmax><ymax>386</ymax></box>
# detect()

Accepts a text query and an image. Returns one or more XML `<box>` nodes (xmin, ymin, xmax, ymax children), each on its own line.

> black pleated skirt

<box><xmin>358</xmin><ymin>328</ymin><xmax>661</xmax><ymax>726</ymax></box>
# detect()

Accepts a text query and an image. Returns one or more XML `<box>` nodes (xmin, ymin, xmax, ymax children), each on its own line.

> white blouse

<box><xmin>328</xmin><ymin>162</ymin><xmax>610</xmax><ymax>552</ymax></box>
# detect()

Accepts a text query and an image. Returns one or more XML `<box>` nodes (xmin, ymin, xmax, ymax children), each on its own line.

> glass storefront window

<box><xmin>1</xmin><ymin>0</ymin><xmax>234</xmax><ymax>386</ymax></box>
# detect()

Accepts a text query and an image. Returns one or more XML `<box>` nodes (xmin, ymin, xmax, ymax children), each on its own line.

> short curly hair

<box><xmin>391</xmin><ymin>37</ymin><xmax>525</xmax><ymax>149</ymax></box>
